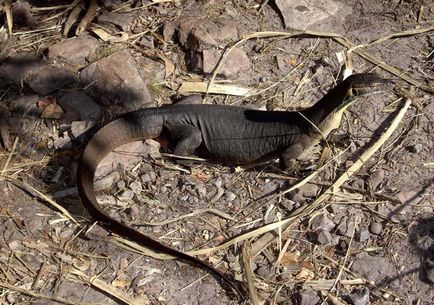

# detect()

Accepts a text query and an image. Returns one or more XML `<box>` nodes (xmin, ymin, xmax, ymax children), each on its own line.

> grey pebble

<box><xmin>317</xmin><ymin>230</ymin><xmax>333</xmax><ymax>246</ymax></box>
<box><xmin>369</xmin><ymin>222</ymin><xmax>383</xmax><ymax>235</ymax></box>
<box><xmin>349</xmin><ymin>287</ymin><xmax>370</xmax><ymax>305</ymax></box>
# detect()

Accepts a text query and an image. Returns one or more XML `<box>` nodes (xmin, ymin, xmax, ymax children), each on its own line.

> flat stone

<box><xmin>80</xmin><ymin>50</ymin><xmax>152</xmax><ymax>110</ymax></box>
<box><xmin>96</xmin><ymin>141</ymin><xmax>157</xmax><ymax>178</ymax></box>
<box><xmin>311</xmin><ymin>213</ymin><xmax>335</xmax><ymax>232</ymax></box>
<box><xmin>369</xmin><ymin>169</ymin><xmax>385</xmax><ymax>191</ymax></box>
<box><xmin>48</xmin><ymin>35</ymin><xmax>99</xmax><ymax>65</ymax></box>
<box><xmin>275</xmin><ymin>0</ymin><xmax>346</xmax><ymax>30</ymax></box>
<box><xmin>97</xmin><ymin>11</ymin><xmax>134</xmax><ymax>32</ymax></box>
<box><xmin>288</xmin><ymin>183</ymin><xmax>319</xmax><ymax>202</ymax></box>
<box><xmin>350</xmin><ymin>252</ymin><xmax>394</xmax><ymax>283</ymax></box>
<box><xmin>70</xmin><ymin>121</ymin><xmax>96</xmax><ymax>141</ymax></box>
<box><xmin>58</xmin><ymin>91</ymin><xmax>102</xmax><ymax>121</ymax></box>
<box><xmin>0</xmin><ymin>54</ymin><xmax>44</xmax><ymax>82</ymax></box>
<box><xmin>317</xmin><ymin>230</ymin><xmax>332</xmax><ymax>246</ymax></box>
<box><xmin>295</xmin><ymin>289</ymin><xmax>320</xmax><ymax>305</ymax></box>
<box><xmin>178</xmin><ymin>17</ymin><xmax>238</xmax><ymax>49</ymax></box>
<box><xmin>369</xmin><ymin>222</ymin><xmax>383</xmax><ymax>235</ymax></box>
<box><xmin>357</xmin><ymin>230</ymin><xmax>370</xmax><ymax>242</ymax></box>
<box><xmin>11</xmin><ymin>95</ymin><xmax>41</xmax><ymax>118</ymax></box>
<box><xmin>190</xmin><ymin>47</ymin><xmax>250</xmax><ymax>78</ymax></box>
<box><xmin>27</xmin><ymin>66</ymin><xmax>76</xmax><ymax>95</ymax></box>
<box><xmin>349</xmin><ymin>287</ymin><xmax>370</xmax><ymax>305</ymax></box>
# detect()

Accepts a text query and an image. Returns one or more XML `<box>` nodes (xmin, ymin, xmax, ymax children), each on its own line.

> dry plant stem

<box><xmin>1</xmin><ymin>137</ymin><xmax>17</xmax><ymax>173</ymax></box>
<box><xmin>0</xmin><ymin>281</ymin><xmax>82</xmax><ymax>305</ymax></box>
<box><xmin>69</xmin><ymin>268</ymin><xmax>146</xmax><ymax>305</ymax></box>
<box><xmin>4</xmin><ymin>0</ymin><xmax>12</xmax><ymax>35</ymax></box>
<box><xmin>242</xmin><ymin>241</ymin><xmax>262</xmax><ymax>305</ymax></box>
<box><xmin>334</xmin><ymin>37</ymin><xmax>434</xmax><ymax>93</ymax></box>
<box><xmin>1</xmin><ymin>175</ymin><xmax>80</xmax><ymax>225</ymax></box>
<box><xmin>75</xmin><ymin>0</ymin><xmax>98</xmax><ymax>36</ymax></box>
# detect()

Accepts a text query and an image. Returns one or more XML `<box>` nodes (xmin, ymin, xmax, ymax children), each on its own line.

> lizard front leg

<box><xmin>165</xmin><ymin>123</ymin><xmax>203</xmax><ymax>156</ymax></box>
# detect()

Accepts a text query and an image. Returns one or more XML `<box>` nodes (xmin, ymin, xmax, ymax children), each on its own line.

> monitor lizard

<box><xmin>77</xmin><ymin>73</ymin><xmax>393</xmax><ymax>298</ymax></box>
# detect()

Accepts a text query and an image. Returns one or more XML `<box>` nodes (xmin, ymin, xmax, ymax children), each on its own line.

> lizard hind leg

<box><xmin>279</xmin><ymin>142</ymin><xmax>305</xmax><ymax>172</ymax></box>
<box><xmin>165</xmin><ymin>123</ymin><xmax>203</xmax><ymax>156</ymax></box>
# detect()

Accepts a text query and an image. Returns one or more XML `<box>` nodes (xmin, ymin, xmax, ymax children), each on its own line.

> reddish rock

<box><xmin>190</xmin><ymin>47</ymin><xmax>250</xmax><ymax>77</ymax></box>
<box><xmin>178</xmin><ymin>17</ymin><xmax>238</xmax><ymax>49</ymax></box>
<box><xmin>48</xmin><ymin>35</ymin><xmax>99</xmax><ymax>65</ymax></box>
<box><xmin>80</xmin><ymin>50</ymin><xmax>152</xmax><ymax>110</ymax></box>
<box><xmin>97</xmin><ymin>11</ymin><xmax>134</xmax><ymax>31</ymax></box>
<box><xmin>58</xmin><ymin>91</ymin><xmax>102</xmax><ymax>121</ymax></box>
<box><xmin>275</xmin><ymin>0</ymin><xmax>346</xmax><ymax>30</ymax></box>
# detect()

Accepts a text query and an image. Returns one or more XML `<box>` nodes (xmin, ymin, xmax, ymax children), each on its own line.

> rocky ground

<box><xmin>0</xmin><ymin>0</ymin><xmax>433</xmax><ymax>304</ymax></box>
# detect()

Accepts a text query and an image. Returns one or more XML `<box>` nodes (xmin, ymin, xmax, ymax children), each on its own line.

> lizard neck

<box><xmin>300</xmin><ymin>78</ymin><xmax>353</xmax><ymax>126</ymax></box>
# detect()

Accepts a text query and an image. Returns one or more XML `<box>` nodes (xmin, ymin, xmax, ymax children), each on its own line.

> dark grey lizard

<box><xmin>77</xmin><ymin>73</ymin><xmax>393</xmax><ymax>298</ymax></box>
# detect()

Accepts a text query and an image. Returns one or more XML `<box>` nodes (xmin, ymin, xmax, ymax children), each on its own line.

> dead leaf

<box><xmin>157</xmin><ymin>53</ymin><xmax>175</xmax><ymax>78</ymax></box>
<box><xmin>37</xmin><ymin>96</ymin><xmax>56</xmax><ymax>109</ymax></box>
<box><xmin>296</xmin><ymin>267</ymin><xmax>315</xmax><ymax>280</ymax></box>
<box><xmin>279</xmin><ymin>251</ymin><xmax>300</xmax><ymax>267</ymax></box>
<box><xmin>112</xmin><ymin>279</ymin><xmax>131</xmax><ymax>288</ymax></box>
<box><xmin>91</xmin><ymin>28</ymin><xmax>129</xmax><ymax>43</ymax></box>
<box><xmin>41</xmin><ymin>103</ymin><xmax>63</xmax><ymax>119</ymax></box>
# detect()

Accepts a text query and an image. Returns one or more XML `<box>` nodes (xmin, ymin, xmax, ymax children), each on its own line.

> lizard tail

<box><xmin>76</xmin><ymin>109</ymin><xmax>245</xmax><ymax>299</ymax></box>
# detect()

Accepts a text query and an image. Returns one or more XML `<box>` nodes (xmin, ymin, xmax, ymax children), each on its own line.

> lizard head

<box><xmin>346</xmin><ymin>73</ymin><xmax>395</xmax><ymax>98</ymax></box>
<box><xmin>337</xmin><ymin>73</ymin><xmax>395</xmax><ymax>111</ymax></box>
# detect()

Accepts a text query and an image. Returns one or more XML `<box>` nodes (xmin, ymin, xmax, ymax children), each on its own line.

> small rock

<box><xmin>130</xmin><ymin>181</ymin><xmax>143</xmax><ymax>194</ymax></box>
<box><xmin>275</xmin><ymin>0</ymin><xmax>346</xmax><ymax>30</ymax></box>
<box><xmin>0</xmin><ymin>54</ymin><xmax>44</xmax><ymax>82</ymax></box>
<box><xmin>311</xmin><ymin>213</ymin><xmax>335</xmax><ymax>232</ymax></box>
<box><xmin>98</xmin><ymin>12</ymin><xmax>134</xmax><ymax>31</ymax></box>
<box><xmin>289</xmin><ymin>184</ymin><xmax>319</xmax><ymax>202</ymax></box>
<box><xmin>396</xmin><ymin>189</ymin><xmax>425</xmax><ymax>206</ymax></box>
<box><xmin>11</xmin><ymin>95</ymin><xmax>41</xmax><ymax>117</ymax></box>
<box><xmin>70</xmin><ymin>121</ymin><xmax>96</xmax><ymax>140</ymax></box>
<box><xmin>256</xmin><ymin>265</ymin><xmax>273</xmax><ymax>278</ymax></box>
<box><xmin>225</xmin><ymin>191</ymin><xmax>236</xmax><ymax>202</ymax></box>
<box><xmin>141</xmin><ymin>173</ymin><xmax>153</xmax><ymax>184</ymax></box>
<box><xmin>80</xmin><ymin>50</ymin><xmax>152</xmax><ymax>110</ymax></box>
<box><xmin>12</xmin><ymin>1</ymin><xmax>34</xmax><ymax>26</ymax></box>
<box><xmin>190</xmin><ymin>47</ymin><xmax>250</xmax><ymax>78</ymax></box>
<box><xmin>129</xmin><ymin>205</ymin><xmax>140</xmax><ymax>220</ymax></box>
<box><xmin>116</xmin><ymin>180</ymin><xmax>126</xmax><ymax>190</ymax></box>
<box><xmin>407</xmin><ymin>143</ymin><xmax>423</xmax><ymax>153</ymax></box>
<box><xmin>195</xmin><ymin>183</ymin><xmax>207</xmax><ymax>198</ymax></box>
<box><xmin>369</xmin><ymin>222</ymin><xmax>382</xmax><ymax>235</ymax></box>
<box><xmin>424</xmin><ymin>257</ymin><xmax>434</xmax><ymax>285</ymax></box>
<box><xmin>27</xmin><ymin>66</ymin><xmax>76</xmax><ymax>95</ymax></box>
<box><xmin>351</xmin><ymin>252</ymin><xmax>393</xmax><ymax>283</ymax></box>
<box><xmin>317</xmin><ymin>230</ymin><xmax>332</xmax><ymax>246</ymax></box>
<box><xmin>295</xmin><ymin>289</ymin><xmax>320</xmax><ymax>305</ymax></box>
<box><xmin>48</xmin><ymin>35</ymin><xmax>99</xmax><ymax>65</ymax></box>
<box><xmin>139</xmin><ymin>36</ymin><xmax>155</xmax><ymax>49</ymax></box>
<box><xmin>357</xmin><ymin>230</ymin><xmax>370</xmax><ymax>242</ymax></box>
<box><xmin>178</xmin><ymin>17</ymin><xmax>238</xmax><ymax>49</ymax></box>
<box><xmin>118</xmin><ymin>190</ymin><xmax>134</xmax><ymax>201</ymax></box>
<box><xmin>369</xmin><ymin>169</ymin><xmax>385</xmax><ymax>190</ymax></box>
<box><xmin>349</xmin><ymin>287</ymin><xmax>370</xmax><ymax>305</ymax></box>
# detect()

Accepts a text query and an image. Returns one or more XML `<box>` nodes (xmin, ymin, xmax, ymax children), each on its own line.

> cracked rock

<box><xmin>80</xmin><ymin>50</ymin><xmax>152</xmax><ymax>111</ymax></box>
<box><xmin>48</xmin><ymin>35</ymin><xmax>99</xmax><ymax>65</ymax></box>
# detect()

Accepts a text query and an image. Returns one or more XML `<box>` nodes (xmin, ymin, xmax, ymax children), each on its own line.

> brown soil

<box><xmin>0</xmin><ymin>1</ymin><xmax>433</xmax><ymax>305</ymax></box>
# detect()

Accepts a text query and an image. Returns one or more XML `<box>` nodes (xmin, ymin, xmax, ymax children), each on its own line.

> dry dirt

<box><xmin>0</xmin><ymin>1</ymin><xmax>433</xmax><ymax>305</ymax></box>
